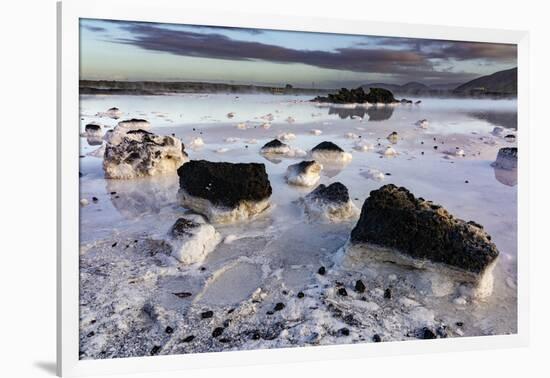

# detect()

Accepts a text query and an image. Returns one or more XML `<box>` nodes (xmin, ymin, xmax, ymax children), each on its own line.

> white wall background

<box><xmin>1</xmin><ymin>0</ymin><xmax>548</xmax><ymax>377</ymax></box>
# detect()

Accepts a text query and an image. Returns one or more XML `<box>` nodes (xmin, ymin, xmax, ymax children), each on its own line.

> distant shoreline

<box><xmin>79</xmin><ymin>80</ymin><xmax>517</xmax><ymax>99</ymax></box>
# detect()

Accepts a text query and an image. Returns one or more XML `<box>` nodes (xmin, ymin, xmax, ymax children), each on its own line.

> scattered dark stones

<box><xmin>212</xmin><ymin>327</ymin><xmax>224</xmax><ymax>338</ymax></box>
<box><xmin>274</xmin><ymin>303</ymin><xmax>285</xmax><ymax>311</ymax></box>
<box><xmin>150</xmin><ymin>345</ymin><xmax>161</xmax><ymax>355</ymax></box>
<box><xmin>436</xmin><ymin>326</ymin><xmax>448</xmax><ymax>338</ymax></box>
<box><xmin>384</xmin><ymin>288</ymin><xmax>392</xmax><ymax>299</ymax></box>
<box><xmin>297</xmin><ymin>291</ymin><xmax>305</xmax><ymax>298</ymax></box>
<box><xmin>223</xmin><ymin>319</ymin><xmax>231</xmax><ymax>327</ymax></box>
<box><xmin>86</xmin><ymin>331</ymin><xmax>95</xmax><ymax>338</ymax></box>
<box><xmin>465</xmin><ymin>180</ymin><xmax>469</xmax><ymax>184</ymax></box>
<box><xmin>338</xmin><ymin>328</ymin><xmax>350</xmax><ymax>336</ymax></box>
<box><xmin>182</xmin><ymin>335</ymin><xmax>195</xmax><ymax>343</ymax></box>
<box><xmin>419</xmin><ymin>327</ymin><xmax>437</xmax><ymax>339</ymax></box>
<box><xmin>92</xmin><ymin>197</ymin><xmax>98</xmax><ymax>203</ymax></box>
<box><xmin>201</xmin><ymin>310</ymin><xmax>214</xmax><ymax>319</ymax></box>
<box><xmin>266</xmin><ymin>311</ymin><xmax>274</xmax><ymax>316</ymax></box>
<box><xmin>250</xmin><ymin>330</ymin><xmax>261</xmax><ymax>340</ymax></box>
<box><xmin>178</xmin><ymin>160</ymin><xmax>272</xmax><ymax>208</ymax></box>
<box><xmin>218</xmin><ymin>338</ymin><xmax>231</xmax><ymax>343</ymax></box>
<box><xmin>355</xmin><ymin>280</ymin><xmax>366</xmax><ymax>293</ymax></box>
<box><xmin>337</xmin><ymin>288</ymin><xmax>348</xmax><ymax>297</ymax></box>
<box><xmin>433</xmin><ymin>146</ymin><xmax>438</xmax><ymax>150</ymax></box>
<box><xmin>350</xmin><ymin>184</ymin><xmax>499</xmax><ymax>275</ymax></box>
<box><xmin>456</xmin><ymin>321</ymin><xmax>464</xmax><ymax>327</ymax></box>
<box><xmin>172</xmin><ymin>292</ymin><xmax>192</xmax><ymax>299</ymax></box>
<box><xmin>165</xmin><ymin>326</ymin><xmax>174</xmax><ymax>334</ymax></box>
<box><xmin>111</xmin><ymin>242</ymin><xmax>117</xmax><ymax>248</ymax></box>
<box><xmin>318</xmin><ymin>266</ymin><xmax>326</xmax><ymax>275</ymax></box>
<box><xmin>372</xmin><ymin>334</ymin><xmax>382</xmax><ymax>342</ymax></box>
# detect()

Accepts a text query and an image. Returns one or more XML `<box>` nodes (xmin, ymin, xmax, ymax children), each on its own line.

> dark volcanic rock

<box><xmin>85</xmin><ymin>123</ymin><xmax>101</xmax><ymax>133</ymax></box>
<box><xmin>178</xmin><ymin>160</ymin><xmax>272</xmax><ymax>208</ymax></box>
<box><xmin>492</xmin><ymin>147</ymin><xmax>517</xmax><ymax>170</ymax></box>
<box><xmin>170</xmin><ymin>218</ymin><xmax>200</xmax><ymax>238</ymax></box>
<box><xmin>311</xmin><ymin>141</ymin><xmax>344</xmax><ymax>153</ymax></box>
<box><xmin>354</xmin><ymin>280</ymin><xmax>366</xmax><ymax>293</ymax></box>
<box><xmin>350</xmin><ymin>184</ymin><xmax>499</xmax><ymax>275</ymax></box>
<box><xmin>262</xmin><ymin>139</ymin><xmax>287</xmax><ymax>149</ymax></box>
<box><xmin>307</xmin><ymin>182</ymin><xmax>350</xmax><ymax>204</ymax></box>
<box><xmin>313</xmin><ymin>87</ymin><xmax>397</xmax><ymax>104</ymax></box>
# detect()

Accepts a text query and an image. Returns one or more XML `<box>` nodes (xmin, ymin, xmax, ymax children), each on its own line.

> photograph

<box><xmin>77</xmin><ymin>18</ymin><xmax>518</xmax><ymax>360</ymax></box>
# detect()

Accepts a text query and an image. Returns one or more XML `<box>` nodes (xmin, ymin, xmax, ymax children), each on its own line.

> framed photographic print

<box><xmin>57</xmin><ymin>1</ymin><xmax>529</xmax><ymax>376</ymax></box>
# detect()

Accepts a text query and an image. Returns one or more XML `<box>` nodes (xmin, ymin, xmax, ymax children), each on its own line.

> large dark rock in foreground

<box><xmin>313</xmin><ymin>87</ymin><xmax>398</xmax><ymax>104</ymax></box>
<box><xmin>350</xmin><ymin>184</ymin><xmax>499</xmax><ymax>296</ymax></box>
<box><xmin>177</xmin><ymin>160</ymin><xmax>272</xmax><ymax>222</ymax></box>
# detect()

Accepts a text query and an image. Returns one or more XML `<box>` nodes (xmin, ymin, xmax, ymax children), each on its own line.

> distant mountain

<box><xmin>454</xmin><ymin>68</ymin><xmax>517</xmax><ymax>95</ymax></box>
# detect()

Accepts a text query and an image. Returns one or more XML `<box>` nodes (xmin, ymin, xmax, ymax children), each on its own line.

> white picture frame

<box><xmin>57</xmin><ymin>1</ymin><xmax>530</xmax><ymax>376</ymax></box>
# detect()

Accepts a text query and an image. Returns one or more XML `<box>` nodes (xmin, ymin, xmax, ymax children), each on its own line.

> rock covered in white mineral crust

<box><xmin>106</xmin><ymin>107</ymin><xmax>123</xmax><ymax>119</ymax></box>
<box><xmin>285</xmin><ymin>160</ymin><xmax>323</xmax><ymax>187</ymax></box>
<box><xmin>260</xmin><ymin>139</ymin><xmax>291</xmax><ymax>155</ymax></box>
<box><xmin>117</xmin><ymin>118</ymin><xmax>151</xmax><ymax>131</ymax></box>
<box><xmin>103</xmin><ymin>129</ymin><xmax>188</xmax><ymax>179</ymax></box>
<box><xmin>310</xmin><ymin>141</ymin><xmax>352</xmax><ymax>163</ymax></box>
<box><xmin>299</xmin><ymin>182</ymin><xmax>359</xmax><ymax>222</ymax></box>
<box><xmin>166</xmin><ymin>217</ymin><xmax>221</xmax><ymax>264</ymax></box>
<box><xmin>387</xmin><ymin>131</ymin><xmax>399</xmax><ymax>144</ymax></box>
<box><xmin>177</xmin><ymin>160</ymin><xmax>272</xmax><ymax>223</ymax></box>
<box><xmin>353</xmin><ymin>139</ymin><xmax>374</xmax><ymax>152</ymax></box>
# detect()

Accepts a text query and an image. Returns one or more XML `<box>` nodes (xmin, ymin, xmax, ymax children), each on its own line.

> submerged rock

<box><xmin>299</xmin><ymin>182</ymin><xmax>359</xmax><ymax>222</ymax></box>
<box><xmin>285</xmin><ymin>160</ymin><xmax>323</xmax><ymax>187</ymax></box>
<box><xmin>310</xmin><ymin>141</ymin><xmax>352</xmax><ymax>164</ymax></box>
<box><xmin>349</xmin><ymin>184</ymin><xmax>499</xmax><ymax>297</ymax></box>
<box><xmin>177</xmin><ymin>160</ymin><xmax>272</xmax><ymax>223</ymax></box>
<box><xmin>103</xmin><ymin>129</ymin><xmax>188</xmax><ymax>179</ymax></box>
<box><xmin>492</xmin><ymin>147</ymin><xmax>517</xmax><ymax>170</ymax></box>
<box><xmin>166</xmin><ymin>217</ymin><xmax>221</xmax><ymax>265</ymax></box>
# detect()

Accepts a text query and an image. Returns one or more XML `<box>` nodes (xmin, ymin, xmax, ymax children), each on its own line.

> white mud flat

<box><xmin>79</xmin><ymin>93</ymin><xmax>518</xmax><ymax>359</ymax></box>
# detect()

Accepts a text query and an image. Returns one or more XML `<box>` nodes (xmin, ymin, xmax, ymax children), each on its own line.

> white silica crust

<box><xmin>277</xmin><ymin>132</ymin><xmax>296</xmax><ymax>141</ymax></box>
<box><xmin>361</xmin><ymin>168</ymin><xmax>385</xmax><ymax>181</ymax></box>
<box><xmin>285</xmin><ymin>161</ymin><xmax>323</xmax><ymax>187</ymax></box>
<box><xmin>379</xmin><ymin>146</ymin><xmax>398</xmax><ymax>156</ymax></box>
<box><xmin>168</xmin><ymin>223</ymin><xmax>221</xmax><ymax>265</ymax></box>
<box><xmin>353</xmin><ymin>140</ymin><xmax>374</xmax><ymax>152</ymax></box>
<box><xmin>310</xmin><ymin>129</ymin><xmax>322</xmax><ymax>135</ymax></box>
<box><xmin>415</xmin><ymin>119</ymin><xmax>429</xmax><ymax>129</ymax></box>
<box><xmin>310</xmin><ymin>150</ymin><xmax>353</xmax><ymax>164</ymax></box>
<box><xmin>342</xmin><ymin>242</ymin><xmax>496</xmax><ymax>300</ymax></box>
<box><xmin>178</xmin><ymin>189</ymin><xmax>272</xmax><ymax>223</ymax></box>
<box><xmin>261</xmin><ymin>144</ymin><xmax>291</xmax><ymax>155</ymax></box>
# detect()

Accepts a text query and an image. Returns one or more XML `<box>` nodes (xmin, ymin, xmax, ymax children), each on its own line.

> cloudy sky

<box><xmin>80</xmin><ymin>18</ymin><xmax>517</xmax><ymax>88</ymax></box>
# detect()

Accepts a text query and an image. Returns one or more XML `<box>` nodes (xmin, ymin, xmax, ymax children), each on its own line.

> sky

<box><xmin>80</xmin><ymin>18</ymin><xmax>517</xmax><ymax>88</ymax></box>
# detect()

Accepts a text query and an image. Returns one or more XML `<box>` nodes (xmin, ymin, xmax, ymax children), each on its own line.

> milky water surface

<box><xmin>78</xmin><ymin>93</ymin><xmax>518</xmax><ymax>358</ymax></box>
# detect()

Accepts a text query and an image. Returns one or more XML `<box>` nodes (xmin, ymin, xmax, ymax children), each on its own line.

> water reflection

<box><xmin>105</xmin><ymin>175</ymin><xmax>179</xmax><ymax>219</ymax></box>
<box><xmin>468</xmin><ymin>111</ymin><xmax>517</xmax><ymax>130</ymax></box>
<box><xmin>86</xmin><ymin>135</ymin><xmax>104</xmax><ymax>146</ymax></box>
<box><xmin>493</xmin><ymin>167</ymin><xmax>517</xmax><ymax>187</ymax></box>
<box><xmin>328</xmin><ymin>106</ymin><xmax>394</xmax><ymax>121</ymax></box>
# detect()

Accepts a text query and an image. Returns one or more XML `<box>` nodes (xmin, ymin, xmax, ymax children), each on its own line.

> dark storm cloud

<box><xmin>357</xmin><ymin>36</ymin><xmax>517</xmax><ymax>61</ymax></box>
<box><xmin>113</xmin><ymin>23</ymin><xmax>435</xmax><ymax>75</ymax></box>
<box><xmin>103</xmin><ymin>22</ymin><xmax>515</xmax><ymax>83</ymax></box>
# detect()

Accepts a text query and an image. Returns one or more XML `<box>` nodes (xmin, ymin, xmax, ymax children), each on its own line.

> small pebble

<box><xmin>182</xmin><ymin>335</ymin><xmax>195</xmax><ymax>343</ymax></box>
<box><xmin>150</xmin><ymin>346</ymin><xmax>161</xmax><ymax>355</ymax></box>
<box><xmin>274</xmin><ymin>303</ymin><xmax>285</xmax><ymax>311</ymax></box>
<box><xmin>372</xmin><ymin>334</ymin><xmax>382</xmax><ymax>342</ymax></box>
<box><xmin>355</xmin><ymin>280</ymin><xmax>366</xmax><ymax>293</ymax></box>
<box><xmin>297</xmin><ymin>291</ymin><xmax>305</xmax><ymax>298</ymax></box>
<box><xmin>318</xmin><ymin>266</ymin><xmax>326</xmax><ymax>275</ymax></box>
<box><xmin>338</xmin><ymin>328</ymin><xmax>350</xmax><ymax>336</ymax></box>
<box><xmin>212</xmin><ymin>327</ymin><xmax>224</xmax><ymax>338</ymax></box>
<box><xmin>337</xmin><ymin>288</ymin><xmax>348</xmax><ymax>297</ymax></box>
<box><xmin>384</xmin><ymin>288</ymin><xmax>392</xmax><ymax>299</ymax></box>
<box><xmin>201</xmin><ymin>310</ymin><xmax>214</xmax><ymax>319</ymax></box>
<box><xmin>165</xmin><ymin>326</ymin><xmax>173</xmax><ymax>334</ymax></box>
